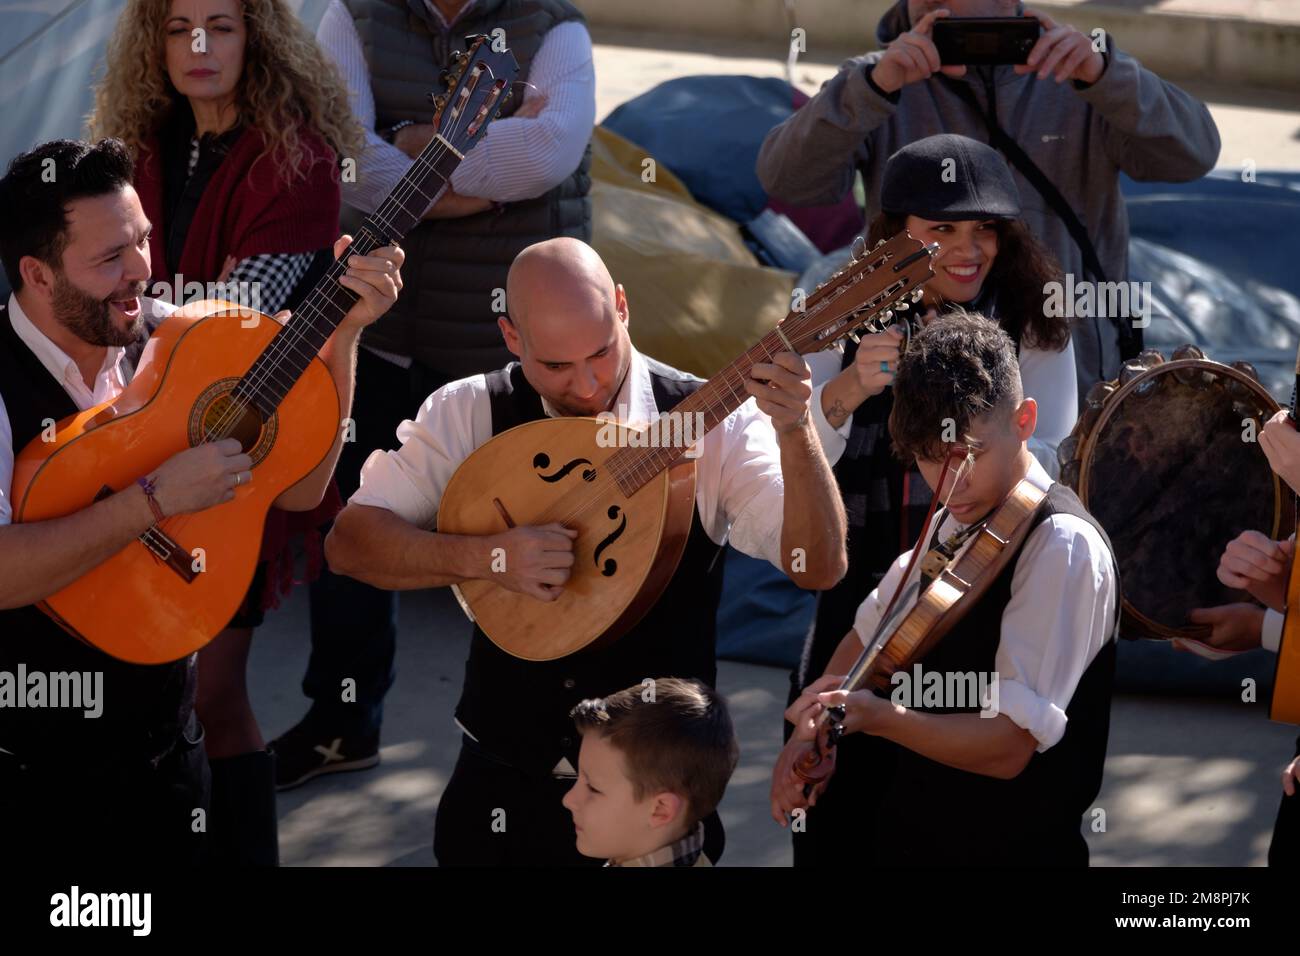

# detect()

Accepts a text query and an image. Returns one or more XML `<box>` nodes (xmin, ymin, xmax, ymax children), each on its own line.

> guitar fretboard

<box><xmin>606</xmin><ymin>329</ymin><xmax>798</xmax><ymax>496</ymax></box>
<box><xmin>234</xmin><ymin>142</ymin><xmax>462</xmax><ymax>418</ymax></box>
<box><xmin>607</xmin><ymin>254</ymin><xmax>924</xmax><ymax>497</ymax></box>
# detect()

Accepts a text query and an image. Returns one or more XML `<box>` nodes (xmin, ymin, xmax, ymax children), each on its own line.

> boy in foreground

<box><xmin>563</xmin><ymin>678</ymin><xmax>739</xmax><ymax>867</ymax></box>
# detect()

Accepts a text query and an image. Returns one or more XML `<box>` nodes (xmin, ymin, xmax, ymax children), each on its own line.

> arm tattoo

<box><xmin>825</xmin><ymin>397</ymin><xmax>850</xmax><ymax>428</ymax></box>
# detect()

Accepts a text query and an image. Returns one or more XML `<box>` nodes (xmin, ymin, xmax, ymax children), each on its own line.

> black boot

<box><xmin>207</xmin><ymin>749</ymin><xmax>280</xmax><ymax>866</ymax></box>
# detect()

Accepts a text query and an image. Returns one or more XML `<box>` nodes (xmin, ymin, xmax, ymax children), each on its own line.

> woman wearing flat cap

<box><xmin>789</xmin><ymin>133</ymin><xmax>1076</xmax><ymax>866</ymax></box>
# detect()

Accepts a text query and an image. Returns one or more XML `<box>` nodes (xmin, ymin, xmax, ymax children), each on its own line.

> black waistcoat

<box><xmin>454</xmin><ymin>359</ymin><xmax>725</xmax><ymax>773</ymax></box>
<box><xmin>858</xmin><ymin>481</ymin><xmax>1119</xmax><ymax>866</ymax></box>
<box><xmin>344</xmin><ymin>0</ymin><xmax>593</xmax><ymax>379</ymax></box>
<box><xmin>0</xmin><ymin>305</ymin><xmax>195</xmax><ymax>762</ymax></box>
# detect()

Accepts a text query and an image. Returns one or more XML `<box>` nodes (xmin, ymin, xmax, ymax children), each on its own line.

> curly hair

<box><xmin>888</xmin><ymin>310</ymin><xmax>1024</xmax><ymax>463</ymax></box>
<box><xmin>88</xmin><ymin>0</ymin><xmax>363</xmax><ymax>186</ymax></box>
<box><xmin>866</xmin><ymin>212</ymin><xmax>1071</xmax><ymax>353</ymax></box>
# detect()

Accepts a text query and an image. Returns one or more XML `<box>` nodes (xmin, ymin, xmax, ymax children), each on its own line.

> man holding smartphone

<box><xmin>757</xmin><ymin>0</ymin><xmax>1220</xmax><ymax>405</ymax></box>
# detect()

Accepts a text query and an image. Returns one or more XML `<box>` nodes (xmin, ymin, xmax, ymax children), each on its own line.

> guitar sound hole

<box><xmin>189</xmin><ymin>378</ymin><xmax>279</xmax><ymax>466</ymax></box>
<box><xmin>593</xmin><ymin>504</ymin><xmax>627</xmax><ymax>577</ymax></box>
<box><xmin>203</xmin><ymin>393</ymin><xmax>264</xmax><ymax>453</ymax></box>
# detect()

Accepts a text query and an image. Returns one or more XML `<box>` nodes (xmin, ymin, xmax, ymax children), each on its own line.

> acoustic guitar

<box><xmin>1273</xmin><ymin>346</ymin><xmax>1300</xmax><ymax>723</ymax></box>
<box><xmin>11</xmin><ymin>37</ymin><xmax>519</xmax><ymax>664</ymax></box>
<box><xmin>438</xmin><ymin>232</ymin><xmax>937</xmax><ymax>661</ymax></box>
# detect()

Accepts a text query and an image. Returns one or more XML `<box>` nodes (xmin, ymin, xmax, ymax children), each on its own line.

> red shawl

<box><xmin>135</xmin><ymin>122</ymin><xmax>345</xmax><ymax>614</ymax></box>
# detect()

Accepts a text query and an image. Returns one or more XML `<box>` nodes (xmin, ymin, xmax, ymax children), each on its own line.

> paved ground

<box><xmin>248</xmin><ymin>32</ymin><xmax>1300</xmax><ymax>867</ymax></box>
<box><xmin>254</xmin><ymin>582</ymin><xmax>1299</xmax><ymax>867</ymax></box>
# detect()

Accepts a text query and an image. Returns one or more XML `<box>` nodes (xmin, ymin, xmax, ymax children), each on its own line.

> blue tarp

<box><xmin>602</xmin><ymin>74</ymin><xmax>793</xmax><ymax>225</ymax></box>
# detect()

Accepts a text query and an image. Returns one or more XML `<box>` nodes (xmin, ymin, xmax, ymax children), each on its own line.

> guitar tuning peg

<box><xmin>875</xmin><ymin>239</ymin><xmax>885</xmax><ymax>248</ymax></box>
<box><xmin>881</xmin><ymin>310</ymin><xmax>894</xmax><ymax>322</ymax></box>
<box><xmin>433</xmin><ymin>94</ymin><xmax>449</xmax><ymax>111</ymax></box>
<box><xmin>847</xmin><ymin>331</ymin><xmax>861</xmax><ymax>344</ymax></box>
<box><xmin>896</xmin><ymin>301</ymin><xmax>909</xmax><ymax>311</ymax></box>
<box><xmin>911</xmin><ymin>289</ymin><xmax>924</xmax><ymax>302</ymax></box>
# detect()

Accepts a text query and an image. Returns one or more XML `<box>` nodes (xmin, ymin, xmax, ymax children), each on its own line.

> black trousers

<box><xmin>1269</xmin><ymin>734</ymin><xmax>1300</xmax><ymax>867</ymax></box>
<box><xmin>433</xmin><ymin>739</ymin><xmax>725</xmax><ymax>866</ymax></box>
<box><xmin>0</xmin><ymin>717</ymin><xmax>210</xmax><ymax>867</ymax></box>
<box><xmin>304</xmin><ymin>349</ymin><xmax>452</xmax><ymax>736</ymax></box>
<box><xmin>784</xmin><ymin>670</ymin><xmax>1088</xmax><ymax>867</ymax></box>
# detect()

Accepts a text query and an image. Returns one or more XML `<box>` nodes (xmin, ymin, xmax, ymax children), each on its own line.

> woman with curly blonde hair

<box><xmin>88</xmin><ymin>0</ymin><xmax>367</xmax><ymax>868</ymax></box>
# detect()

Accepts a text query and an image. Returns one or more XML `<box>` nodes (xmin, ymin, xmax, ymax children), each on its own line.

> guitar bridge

<box><xmin>96</xmin><ymin>485</ymin><xmax>198</xmax><ymax>584</ymax></box>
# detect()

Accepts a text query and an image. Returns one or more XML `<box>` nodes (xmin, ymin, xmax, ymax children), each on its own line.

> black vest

<box><xmin>455</xmin><ymin>359</ymin><xmax>725</xmax><ymax>773</ymax></box>
<box><xmin>0</xmin><ymin>305</ymin><xmax>195</xmax><ymax>763</ymax></box>
<box><xmin>858</xmin><ymin>481</ymin><xmax>1119</xmax><ymax>866</ymax></box>
<box><xmin>344</xmin><ymin>0</ymin><xmax>593</xmax><ymax>379</ymax></box>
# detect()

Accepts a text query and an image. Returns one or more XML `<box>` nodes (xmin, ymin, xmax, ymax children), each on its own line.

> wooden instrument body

<box><xmin>440</xmin><ymin>231</ymin><xmax>938</xmax><ymax>659</ymax></box>
<box><xmin>11</xmin><ymin>300</ymin><xmax>339</xmax><ymax>663</ymax></box>
<box><xmin>437</xmin><ymin>417</ymin><xmax>696</xmax><ymax>661</ymax></box>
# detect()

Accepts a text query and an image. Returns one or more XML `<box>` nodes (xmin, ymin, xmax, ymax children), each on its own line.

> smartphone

<box><xmin>931</xmin><ymin>17</ymin><xmax>1041</xmax><ymax>66</ymax></box>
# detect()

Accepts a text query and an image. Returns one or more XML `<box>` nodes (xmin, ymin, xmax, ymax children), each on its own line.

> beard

<box><xmin>50</xmin><ymin>270</ymin><xmax>145</xmax><ymax>347</ymax></box>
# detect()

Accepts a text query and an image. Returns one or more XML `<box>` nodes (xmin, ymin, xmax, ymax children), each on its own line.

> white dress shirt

<box><xmin>0</xmin><ymin>294</ymin><xmax>180</xmax><ymax>526</ymax></box>
<box><xmin>848</xmin><ymin>456</ymin><xmax>1118</xmax><ymax>752</ymax></box>
<box><xmin>806</xmin><ymin>337</ymin><xmax>1079</xmax><ymax>479</ymax></box>
<box><xmin>349</xmin><ymin>349</ymin><xmax>790</xmax><ymax>569</ymax></box>
<box><xmin>315</xmin><ymin>0</ymin><xmax>596</xmax><ymax>212</ymax></box>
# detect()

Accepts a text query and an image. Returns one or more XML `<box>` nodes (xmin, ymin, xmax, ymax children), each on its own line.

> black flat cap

<box><xmin>880</xmin><ymin>134</ymin><xmax>1021</xmax><ymax>221</ymax></box>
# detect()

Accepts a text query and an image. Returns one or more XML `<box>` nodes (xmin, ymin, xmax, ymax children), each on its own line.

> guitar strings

<box><xmin>201</xmin><ymin>61</ymin><xmax>496</xmax><ymax>439</ymax></box>
<box><xmin>548</xmin><ymin>276</ymin><xmax>909</xmax><ymax>525</ymax></box>
<box><xmin>171</xmin><ymin>134</ymin><xmax>902</xmax><ymax>563</ymax></box>
<box><xmin>161</xmin><ymin>129</ymin><xmax>463</xmax><ymax>544</ymax></box>
<box><xmin>539</xmin><ymin>281</ymin><xmax>913</xmax><ymax>532</ymax></box>
<box><xmin>164</xmin><ymin>238</ymin><xmax>901</xmax><ymax>557</ymax></box>
<box><xmin>203</xmin><ymin>62</ymin><xmax>497</xmax><ymax>442</ymax></box>
<box><xmin>137</xmin><ymin>61</ymin><xmax>503</xmax><ymax>555</ymax></box>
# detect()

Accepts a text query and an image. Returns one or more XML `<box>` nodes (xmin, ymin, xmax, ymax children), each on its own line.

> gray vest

<box><xmin>344</xmin><ymin>0</ymin><xmax>593</xmax><ymax>378</ymax></box>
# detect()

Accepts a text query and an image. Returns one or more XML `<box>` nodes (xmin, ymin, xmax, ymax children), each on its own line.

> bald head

<box><xmin>498</xmin><ymin>239</ymin><xmax>633</xmax><ymax>417</ymax></box>
<box><xmin>506</xmin><ymin>237</ymin><xmax>618</xmax><ymax>335</ymax></box>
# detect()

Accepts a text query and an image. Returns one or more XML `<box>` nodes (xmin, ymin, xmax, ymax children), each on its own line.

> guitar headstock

<box><xmin>779</xmin><ymin>232</ymin><xmax>938</xmax><ymax>355</ymax></box>
<box><xmin>428</xmin><ymin>35</ymin><xmax>521</xmax><ymax>155</ymax></box>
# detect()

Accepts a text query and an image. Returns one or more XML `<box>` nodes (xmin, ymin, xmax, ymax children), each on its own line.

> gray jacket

<box><xmin>757</xmin><ymin>2</ymin><xmax>1221</xmax><ymax>403</ymax></box>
